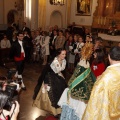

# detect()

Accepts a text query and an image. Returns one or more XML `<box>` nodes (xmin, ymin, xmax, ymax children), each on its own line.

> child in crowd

<box><xmin>91</xmin><ymin>48</ymin><xmax>106</xmax><ymax>78</ymax></box>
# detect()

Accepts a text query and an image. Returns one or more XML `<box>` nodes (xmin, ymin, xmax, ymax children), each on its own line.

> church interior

<box><xmin>0</xmin><ymin>0</ymin><xmax>120</xmax><ymax>120</ymax></box>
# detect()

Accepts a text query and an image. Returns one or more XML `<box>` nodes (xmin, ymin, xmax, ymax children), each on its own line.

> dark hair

<box><xmin>55</xmin><ymin>48</ymin><xmax>66</xmax><ymax>57</ymax></box>
<box><xmin>47</xmin><ymin>48</ymin><xmax>66</xmax><ymax>63</ymax></box>
<box><xmin>109</xmin><ymin>46</ymin><xmax>120</xmax><ymax>61</ymax></box>
<box><xmin>53</xmin><ymin>29</ymin><xmax>57</xmax><ymax>32</ymax></box>
<box><xmin>42</xmin><ymin>31</ymin><xmax>49</xmax><ymax>36</ymax></box>
<box><xmin>78</xmin><ymin>35</ymin><xmax>83</xmax><ymax>40</ymax></box>
<box><xmin>17</xmin><ymin>31</ymin><xmax>23</xmax><ymax>36</ymax></box>
<box><xmin>95</xmin><ymin>37</ymin><xmax>103</xmax><ymax>42</ymax></box>
<box><xmin>0</xmin><ymin>91</ymin><xmax>8</xmax><ymax>110</ymax></box>
<box><xmin>59</xmin><ymin>30</ymin><xmax>63</xmax><ymax>33</ymax></box>
<box><xmin>93</xmin><ymin>48</ymin><xmax>105</xmax><ymax>64</ymax></box>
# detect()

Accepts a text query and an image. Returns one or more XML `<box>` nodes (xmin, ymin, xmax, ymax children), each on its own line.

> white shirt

<box><xmin>0</xmin><ymin>39</ymin><xmax>11</xmax><ymax>48</ymax></box>
<box><xmin>77</xmin><ymin>42</ymin><xmax>84</xmax><ymax>49</ymax></box>
<box><xmin>18</xmin><ymin>40</ymin><xmax>25</xmax><ymax>57</ymax></box>
<box><xmin>52</xmin><ymin>35</ymin><xmax>57</xmax><ymax>45</ymax></box>
<box><xmin>35</xmin><ymin>35</ymin><xmax>41</xmax><ymax>44</ymax></box>
<box><xmin>50</xmin><ymin>57</ymin><xmax>66</xmax><ymax>77</ymax></box>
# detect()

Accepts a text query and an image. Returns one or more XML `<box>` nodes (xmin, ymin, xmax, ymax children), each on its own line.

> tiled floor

<box><xmin>19</xmin><ymin>63</ymin><xmax>48</xmax><ymax>120</ymax></box>
<box><xmin>0</xmin><ymin>61</ymin><xmax>71</xmax><ymax>120</ymax></box>
<box><xmin>0</xmin><ymin>62</ymin><xmax>49</xmax><ymax>120</ymax></box>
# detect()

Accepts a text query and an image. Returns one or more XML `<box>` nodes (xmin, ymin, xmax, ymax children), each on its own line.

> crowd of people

<box><xmin>0</xmin><ymin>22</ymin><xmax>120</xmax><ymax>120</ymax></box>
<box><xmin>32</xmin><ymin>24</ymin><xmax>120</xmax><ymax>120</ymax></box>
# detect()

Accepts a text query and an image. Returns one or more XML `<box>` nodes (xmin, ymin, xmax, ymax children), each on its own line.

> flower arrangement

<box><xmin>108</xmin><ymin>20</ymin><xmax>118</xmax><ymax>36</ymax></box>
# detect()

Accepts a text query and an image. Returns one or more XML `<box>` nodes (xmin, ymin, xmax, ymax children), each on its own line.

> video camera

<box><xmin>0</xmin><ymin>76</ymin><xmax>21</xmax><ymax>111</ymax></box>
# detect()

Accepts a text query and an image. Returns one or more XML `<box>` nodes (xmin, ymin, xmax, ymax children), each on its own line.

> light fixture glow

<box><xmin>26</xmin><ymin>0</ymin><xmax>31</xmax><ymax>19</ymax></box>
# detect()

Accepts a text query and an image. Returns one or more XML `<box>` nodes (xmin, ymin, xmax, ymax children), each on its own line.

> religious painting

<box><xmin>76</xmin><ymin>0</ymin><xmax>92</xmax><ymax>16</ymax></box>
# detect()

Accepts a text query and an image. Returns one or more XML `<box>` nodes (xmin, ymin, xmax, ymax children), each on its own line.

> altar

<box><xmin>98</xmin><ymin>33</ymin><xmax>120</xmax><ymax>42</ymax></box>
<box><xmin>98</xmin><ymin>33</ymin><xmax>119</xmax><ymax>52</ymax></box>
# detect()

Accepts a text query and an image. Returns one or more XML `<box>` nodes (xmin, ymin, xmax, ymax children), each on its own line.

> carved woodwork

<box><xmin>92</xmin><ymin>0</ymin><xmax>120</xmax><ymax>32</ymax></box>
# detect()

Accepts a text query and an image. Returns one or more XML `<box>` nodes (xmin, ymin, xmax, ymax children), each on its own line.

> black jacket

<box><xmin>22</xmin><ymin>27</ymin><xmax>30</xmax><ymax>34</ymax></box>
<box><xmin>9</xmin><ymin>40</ymin><xmax>25</xmax><ymax>59</ymax></box>
<box><xmin>49</xmin><ymin>36</ymin><xmax>57</xmax><ymax>48</ymax></box>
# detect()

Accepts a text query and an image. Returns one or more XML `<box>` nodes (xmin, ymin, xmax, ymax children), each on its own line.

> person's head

<box><xmin>94</xmin><ymin>37</ymin><xmax>103</xmax><ymax>50</ymax></box>
<box><xmin>3</xmin><ymin>35</ymin><xmax>7</xmax><ymax>40</ymax></box>
<box><xmin>49</xmin><ymin>26</ymin><xmax>53</xmax><ymax>32</ymax></box>
<box><xmin>85</xmin><ymin>28</ymin><xmax>90</xmax><ymax>34</ymax></box>
<box><xmin>56</xmin><ymin>48</ymin><xmax>66</xmax><ymax>60</ymax></box>
<box><xmin>53</xmin><ymin>30</ymin><xmax>57</xmax><ymax>36</ymax></box>
<box><xmin>93</xmin><ymin>48</ymin><xmax>105</xmax><ymax>64</ymax></box>
<box><xmin>24</xmin><ymin>31</ymin><xmax>28</xmax><ymax>36</ymax></box>
<box><xmin>23</xmin><ymin>22</ymin><xmax>26</xmax><ymax>27</ymax></box>
<box><xmin>17</xmin><ymin>31</ymin><xmax>24</xmax><ymax>41</ymax></box>
<box><xmin>78</xmin><ymin>36</ymin><xmax>83</xmax><ymax>43</ymax></box>
<box><xmin>35</xmin><ymin>30</ymin><xmax>40</xmax><ymax>36</ymax></box>
<box><xmin>86</xmin><ymin>35</ymin><xmax>92</xmax><ymax>42</ymax></box>
<box><xmin>31</xmin><ymin>31</ymin><xmax>35</xmax><ymax>38</ymax></box>
<box><xmin>42</xmin><ymin>31</ymin><xmax>48</xmax><ymax>36</ymax></box>
<box><xmin>68</xmin><ymin>35</ymin><xmax>73</xmax><ymax>42</ymax></box>
<box><xmin>108</xmin><ymin>46</ymin><xmax>120</xmax><ymax>65</ymax></box>
<box><xmin>118</xmin><ymin>42</ymin><xmax>120</xmax><ymax>47</ymax></box>
<box><xmin>58</xmin><ymin>30</ymin><xmax>64</xmax><ymax>36</ymax></box>
<box><xmin>65</xmin><ymin>31</ymin><xmax>70</xmax><ymax>38</ymax></box>
<box><xmin>0</xmin><ymin>91</ymin><xmax>8</xmax><ymax>111</ymax></box>
<box><xmin>74</xmin><ymin>34</ymin><xmax>78</xmax><ymax>42</ymax></box>
<box><xmin>95</xmin><ymin>37</ymin><xmax>103</xmax><ymax>45</ymax></box>
<box><xmin>54</xmin><ymin>25</ymin><xmax>58</xmax><ymax>30</ymax></box>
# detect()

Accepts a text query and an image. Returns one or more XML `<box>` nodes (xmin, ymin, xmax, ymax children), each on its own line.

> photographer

<box><xmin>0</xmin><ymin>90</ymin><xmax>19</xmax><ymax>120</ymax></box>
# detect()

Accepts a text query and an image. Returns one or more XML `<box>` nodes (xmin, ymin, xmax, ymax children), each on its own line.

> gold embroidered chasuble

<box><xmin>82</xmin><ymin>63</ymin><xmax>120</xmax><ymax>120</ymax></box>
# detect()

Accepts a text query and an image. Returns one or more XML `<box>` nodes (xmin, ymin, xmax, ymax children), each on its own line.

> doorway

<box><xmin>50</xmin><ymin>10</ymin><xmax>63</xmax><ymax>28</ymax></box>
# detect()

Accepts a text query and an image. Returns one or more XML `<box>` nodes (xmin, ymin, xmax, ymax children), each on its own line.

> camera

<box><xmin>0</xmin><ymin>77</ymin><xmax>21</xmax><ymax>111</ymax></box>
<box><xmin>3</xmin><ymin>96</ymin><xmax>16</xmax><ymax>111</ymax></box>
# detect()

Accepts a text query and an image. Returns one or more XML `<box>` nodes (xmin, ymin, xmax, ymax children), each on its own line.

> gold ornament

<box><xmin>81</xmin><ymin>42</ymin><xmax>93</xmax><ymax>60</ymax></box>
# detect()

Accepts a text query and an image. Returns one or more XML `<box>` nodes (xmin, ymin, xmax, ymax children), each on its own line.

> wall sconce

<box><xmin>106</xmin><ymin>3</ymin><xmax>109</xmax><ymax>8</ymax></box>
<box><xmin>49</xmin><ymin>0</ymin><xmax>65</xmax><ymax>6</ymax></box>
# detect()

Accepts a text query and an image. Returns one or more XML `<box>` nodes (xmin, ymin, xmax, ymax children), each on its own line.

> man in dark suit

<box><xmin>22</xmin><ymin>22</ymin><xmax>30</xmax><ymax>34</ymax></box>
<box><xmin>10</xmin><ymin>31</ymin><xmax>26</xmax><ymax>90</ymax></box>
<box><xmin>6</xmin><ymin>24</ymin><xmax>14</xmax><ymax>44</ymax></box>
<box><xmin>49</xmin><ymin>30</ymin><xmax>58</xmax><ymax>59</ymax></box>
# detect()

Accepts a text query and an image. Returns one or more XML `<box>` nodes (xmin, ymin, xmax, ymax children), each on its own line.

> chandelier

<box><xmin>49</xmin><ymin>0</ymin><xmax>65</xmax><ymax>6</ymax></box>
